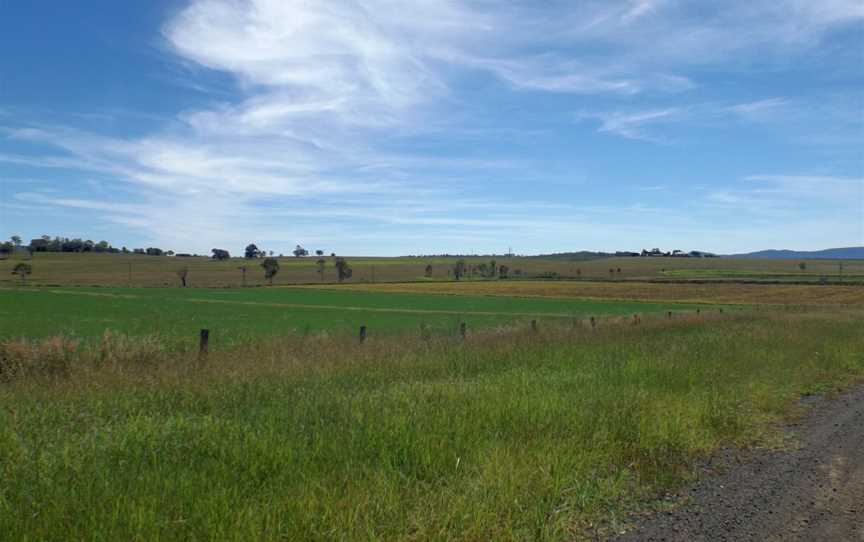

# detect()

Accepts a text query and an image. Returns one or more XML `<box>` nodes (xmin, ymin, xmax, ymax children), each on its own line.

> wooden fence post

<box><xmin>359</xmin><ymin>325</ymin><xmax>367</xmax><ymax>343</ymax></box>
<box><xmin>633</xmin><ymin>314</ymin><xmax>640</xmax><ymax>325</ymax></box>
<box><xmin>459</xmin><ymin>322</ymin><xmax>467</xmax><ymax>339</ymax></box>
<box><xmin>199</xmin><ymin>329</ymin><xmax>209</xmax><ymax>357</ymax></box>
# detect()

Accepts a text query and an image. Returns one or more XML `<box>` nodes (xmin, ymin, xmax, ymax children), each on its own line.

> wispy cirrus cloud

<box><xmin>705</xmin><ymin>174</ymin><xmax>864</xmax><ymax>218</ymax></box>
<box><xmin>725</xmin><ymin>98</ymin><xmax>791</xmax><ymax>122</ymax></box>
<box><xmin>576</xmin><ymin>108</ymin><xmax>685</xmax><ymax>142</ymax></box>
<box><xmin>576</xmin><ymin>97</ymin><xmax>800</xmax><ymax>142</ymax></box>
<box><xmin>744</xmin><ymin>174</ymin><xmax>864</xmax><ymax>200</ymax></box>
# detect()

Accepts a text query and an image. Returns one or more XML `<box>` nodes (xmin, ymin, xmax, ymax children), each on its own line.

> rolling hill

<box><xmin>728</xmin><ymin>247</ymin><xmax>864</xmax><ymax>259</ymax></box>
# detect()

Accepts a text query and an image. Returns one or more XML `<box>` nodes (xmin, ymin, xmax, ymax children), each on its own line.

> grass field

<box><xmin>0</xmin><ymin>286</ymin><xmax>708</xmax><ymax>346</ymax></box>
<box><xmin>2</xmin><ymin>252</ymin><xmax>862</xmax><ymax>287</ymax></box>
<box><xmin>2</xmin><ymin>310</ymin><xmax>863</xmax><ymax>540</ymax></box>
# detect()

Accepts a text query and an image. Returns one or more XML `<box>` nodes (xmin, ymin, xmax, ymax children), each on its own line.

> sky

<box><xmin>1</xmin><ymin>0</ymin><xmax>862</xmax><ymax>256</ymax></box>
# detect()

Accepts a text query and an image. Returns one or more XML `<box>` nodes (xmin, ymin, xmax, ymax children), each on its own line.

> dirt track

<box><xmin>611</xmin><ymin>384</ymin><xmax>864</xmax><ymax>541</ymax></box>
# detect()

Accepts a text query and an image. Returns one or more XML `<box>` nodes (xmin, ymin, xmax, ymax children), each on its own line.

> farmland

<box><xmin>4</xmin><ymin>251</ymin><xmax>860</xmax><ymax>348</ymax></box>
<box><xmin>2</xmin><ymin>252</ymin><xmax>862</xmax><ymax>287</ymax></box>
<box><xmin>318</xmin><ymin>280</ymin><xmax>864</xmax><ymax>306</ymax></box>
<box><xmin>0</xmin><ymin>286</ymin><xmax>708</xmax><ymax>346</ymax></box>
<box><xmin>1</xmin><ymin>253</ymin><xmax>863</xmax><ymax>541</ymax></box>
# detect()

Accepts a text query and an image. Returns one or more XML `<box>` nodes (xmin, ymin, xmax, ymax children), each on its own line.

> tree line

<box><xmin>1</xmin><ymin>235</ymin><xmax>174</xmax><ymax>256</ymax></box>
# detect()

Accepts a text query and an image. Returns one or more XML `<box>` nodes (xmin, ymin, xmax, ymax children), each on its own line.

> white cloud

<box><xmin>577</xmin><ymin>97</ymin><xmax>802</xmax><ymax>142</ymax></box>
<box><xmin>622</xmin><ymin>0</ymin><xmax>667</xmax><ymax>23</ymax></box>
<box><xmin>164</xmin><ymin>0</ymin><xmax>461</xmax><ymax>113</ymax></box>
<box><xmin>744</xmin><ymin>174</ymin><xmax>864</xmax><ymax>201</ymax></box>
<box><xmin>474</xmin><ymin>57</ymin><xmax>642</xmax><ymax>95</ymax></box>
<box><xmin>577</xmin><ymin>108</ymin><xmax>685</xmax><ymax>141</ymax></box>
<box><xmin>726</xmin><ymin>98</ymin><xmax>791</xmax><ymax>122</ymax></box>
<box><xmin>704</xmin><ymin>174</ymin><xmax>864</xmax><ymax>219</ymax></box>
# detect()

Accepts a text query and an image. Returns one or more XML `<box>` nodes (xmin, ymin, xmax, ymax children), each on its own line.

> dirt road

<box><xmin>611</xmin><ymin>384</ymin><xmax>864</xmax><ymax>541</ymax></box>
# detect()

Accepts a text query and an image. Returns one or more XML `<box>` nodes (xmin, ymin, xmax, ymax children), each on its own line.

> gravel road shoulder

<box><xmin>609</xmin><ymin>383</ymin><xmax>864</xmax><ymax>541</ymax></box>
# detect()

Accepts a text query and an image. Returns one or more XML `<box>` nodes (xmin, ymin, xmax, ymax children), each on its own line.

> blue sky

<box><xmin>1</xmin><ymin>0</ymin><xmax>862</xmax><ymax>256</ymax></box>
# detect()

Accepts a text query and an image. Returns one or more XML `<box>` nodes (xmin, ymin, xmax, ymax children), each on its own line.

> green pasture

<box><xmin>2</xmin><ymin>311</ymin><xmax>863</xmax><ymax>540</ymax></box>
<box><xmin>0</xmin><ymin>286</ymin><xmax>708</xmax><ymax>346</ymax></box>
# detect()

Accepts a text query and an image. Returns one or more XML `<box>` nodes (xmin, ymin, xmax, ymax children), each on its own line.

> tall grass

<box><xmin>1</xmin><ymin>310</ymin><xmax>862</xmax><ymax>540</ymax></box>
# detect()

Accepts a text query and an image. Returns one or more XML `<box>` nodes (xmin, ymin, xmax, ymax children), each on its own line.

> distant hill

<box><xmin>727</xmin><ymin>247</ymin><xmax>864</xmax><ymax>260</ymax></box>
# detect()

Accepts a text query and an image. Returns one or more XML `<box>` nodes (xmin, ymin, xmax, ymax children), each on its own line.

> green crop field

<box><xmin>0</xmin><ymin>286</ymin><xmax>708</xmax><ymax>347</ymax></box>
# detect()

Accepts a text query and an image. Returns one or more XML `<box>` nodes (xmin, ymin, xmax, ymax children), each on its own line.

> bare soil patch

<box><xmin>308</xmin><ymin>280</ymin><xmax>864</xmax><ymax>306</ymax></box>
